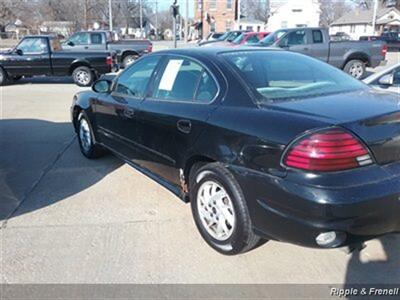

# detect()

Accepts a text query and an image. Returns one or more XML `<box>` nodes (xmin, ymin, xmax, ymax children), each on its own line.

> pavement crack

<box><xmin>0</xmin><ymin>136</ymin><xmax>77</xmax><ymax>230</ymax></box>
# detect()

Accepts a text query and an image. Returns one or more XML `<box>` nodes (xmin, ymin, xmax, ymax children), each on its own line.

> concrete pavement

<box><xmin>0</xmin><ymin>69</ymin><xmax>399</xmax><ymax>284</ymax></box>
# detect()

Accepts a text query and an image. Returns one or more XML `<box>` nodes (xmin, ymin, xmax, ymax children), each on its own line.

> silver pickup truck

<box><xmin>258</xmin><ymin>27</ymin><xmax>387</xmax><ymax>79</ymax></box>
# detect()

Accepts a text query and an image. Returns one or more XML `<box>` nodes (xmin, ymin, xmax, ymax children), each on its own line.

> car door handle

<box><xmin>177</xmin><ymin>119</ymin><xmax>191</xmax><ymax>134</ymax></box>
<box><xmin>123</xmin><ymin>107</ymin><xmax>135</xmax><ymax>118</ymax></box>
<box><xmin>84</xmin><ymin>46</ymin><xmax>89</xmax><ymax>49</ymax></box>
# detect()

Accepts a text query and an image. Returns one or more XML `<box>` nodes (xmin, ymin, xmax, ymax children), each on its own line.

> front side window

<box><xmin>221</xmin><ymin>51</ymin><xmax>366</xmax><ymax>102</ymax></box>
<box><xmin>17</xmin><ymin>38</ymin><xmax>48</xmax><ymax>54</ymax></box>
<box><xmin>115</xmin><ymin>55</ymin><xmax>160</xmax><ymax>97</ymax></box>
<box><xmin>281</xmin><ymin>30</ymin><xmax>306</xmax><ymax>46</ymax></box>
<box><xmin>246</xmin><ymin>34</ymin><xmax>260</xmax><ymax>44</ymax></box>
<box><xmin>69</xmin><ymin>32</ymin><xmax>89</xmax><ymax>45</ymax></box>
<box><xmin>209</xmin><ymin>0</ymin><xmax>216</xmax><ymax>10</ymax></box>
<box><xmin>227</xmin><ymin>0</ymin><xmax>232</xmax><ymax>9</ymax></box>
<box><xmin>152</xmin><ymin>58</ymin><xmax>217</xmax><ymax>102</ymax></box>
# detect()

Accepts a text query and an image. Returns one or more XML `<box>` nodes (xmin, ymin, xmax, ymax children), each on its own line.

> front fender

<box><xmin>71</xmin><ymin>91</ymin><xmax>97</xmax><ymax>131</ymax></box>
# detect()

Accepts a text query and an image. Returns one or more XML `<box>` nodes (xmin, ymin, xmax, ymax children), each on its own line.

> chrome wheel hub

<box><xmin>75</xmin><ymin>70</ymin><xmax>90</xmax><ymax>85</ymax></box>
<box><xmin>349</xmin><ymin>63</ymin><xmax>364</xmax><ymax>79</ymax></box>
<box><xmin>79</xmin><ymin>118</ymin><xmax>92</xmax><ymax>151</ymax></box>
<box><xmin>197</xmin><ymin>180</ymin><xmax>235</xmax><ymax>241</ymax></box>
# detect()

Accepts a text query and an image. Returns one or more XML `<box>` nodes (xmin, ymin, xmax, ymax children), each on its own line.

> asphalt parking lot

<box><xmin>0</xmin><ymin>52</ymin><xmax>399</xmax><ymax>284</ymax></box>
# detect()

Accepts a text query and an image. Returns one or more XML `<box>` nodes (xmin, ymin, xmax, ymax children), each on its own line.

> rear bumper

<box><xmin>228</xmin><ymin>163</ymin><xmax>400</xmax><ymax>248</ymax></box>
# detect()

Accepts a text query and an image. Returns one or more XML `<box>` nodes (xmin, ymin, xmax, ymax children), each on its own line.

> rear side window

<box><xmin>312</xmin><ymin>30</ymin><xmax>323</xmax><ymax>43</ymax></box>
<box><xmin>152</xmin><ymin>58</ymin><xmax>218</xmax><ymax>103</ymax></box>
<box><xmin>115</xmin><ymin>56</ymin><xmax>160</xmax><ymax>97</ymax></box>
<box><xmin>246</xmin><ymin>35</ymin><xmax>260</xmax><ymax>43</ymax></box>
<box><xmin>90</xmin><ymin>33</ymin><xmax>102</xmax><ymax>44</ymax></box>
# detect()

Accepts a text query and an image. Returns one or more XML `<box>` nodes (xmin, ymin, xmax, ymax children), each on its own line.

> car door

<box><xmin>134</xmin><ymin>55</ymin><xmax>221</xmax><ymax>185</ymax></box>
<box><xmin>309</xmin><ymin>29</ymin><xmax>329</xmax><ymax>62</ymax></box>
<box><xmin>94</xmin><ymin>55</ymin><xmax>162</xmax><ymax>160</ymax></box>
<box><xmin>9</xmin><ymin>37</ymin><xmax>51</xmax><ymax>77</ymax></box>
<box><xmin>63</xmin><ymin>32</ymin><xmax>90</xmax><ymax>51</ymax></box>
<box><xmin>279</xmin><ymin>29</ymin><xmax>311</xmax><ymax>56</ymax></box>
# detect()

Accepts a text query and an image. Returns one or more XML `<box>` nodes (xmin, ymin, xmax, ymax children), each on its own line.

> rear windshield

<box><xmin>221</xmin><ymin>50</ymin><xmax>366</xmax><ymax>102</ymax></box>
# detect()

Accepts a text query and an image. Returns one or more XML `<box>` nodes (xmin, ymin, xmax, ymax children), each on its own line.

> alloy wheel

<box><xmin>349</xmin><ymin>62</ymin><xmax>364</xmax><ymax>79</ymax></box>
<box><xmin>79</xmin><ymin>118</ymin><xmax>92</xmax><ymax>152</ymax></box>
<box><xmin>197</xmin><ymin>180</ymin><xmax>236</xmax><ymax>241</ymax></box>
<box><xmin>75</xmin><ymin>70</ymin><xmax>91</xmax><ymax>86</ymax></box>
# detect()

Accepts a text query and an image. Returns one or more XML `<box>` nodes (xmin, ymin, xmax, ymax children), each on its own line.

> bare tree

<box><xmin>0</xmin><ymin>0</ymin><xmax>20</xmax><ymax>33</ymax></box>
<box><xmin>242</xmin><ymin>0</ymin><xmax>269</xmax><ymax>23</ymax></box>
<box><xmin>319</xmin><ymin>0</ymin><xmax>352</xmax><ymax>27</ymax></box>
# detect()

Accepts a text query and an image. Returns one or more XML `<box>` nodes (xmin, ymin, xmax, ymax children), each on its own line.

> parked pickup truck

<box><xmin>62</xmin><ymin>31</ymin><xmax>152</xmax><ymax>67</ymax></box>
<box><xmin>0</xmin><ymin>35</ymin><xmax>117</xmax><ymax>86</ymax></box>
<box><xmin>258</xmin><ymin>27</ymin><xmax>387</xmax><ymax>79</ymax></box>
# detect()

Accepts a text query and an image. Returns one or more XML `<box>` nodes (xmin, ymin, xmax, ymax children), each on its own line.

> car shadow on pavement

<box><xmin>0</xmin><ymin>118</ymin><xmax>123</xmax><ymax>222</ymax></box>
<box><xmin>15</xmin><ymin>76</ymin><xmax>75</xmax><ymax>85</ymax></box>
<box><xmin>344</xmin><ymin>234</ymin><xmax>400</xmax><ymax>290</ymax></box>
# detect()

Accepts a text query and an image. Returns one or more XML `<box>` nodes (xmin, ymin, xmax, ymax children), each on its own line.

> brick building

<box><xmin>194</xmin><ymin>0</ymin><xmax>237</xmax><ymax>38</ymax></box>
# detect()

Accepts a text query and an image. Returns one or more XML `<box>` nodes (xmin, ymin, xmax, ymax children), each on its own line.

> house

<box><xmin>235</xmin><ymin>18</ymin><xmax>267</xmax><ymax>32</ymax></box>
<box><xmin>267</xmin><ymin>0</ymin><xmax>320</xmax><ymax>32</ymax></box>
<box><xmin>330</xmin><ymin>7</ymin><xmax>400</xmax><ymax>40</ymax></box>
<box><xmin>40</xmin><ymin>21</ymin><xmax>74</xmax><ymax>37</ymax></box>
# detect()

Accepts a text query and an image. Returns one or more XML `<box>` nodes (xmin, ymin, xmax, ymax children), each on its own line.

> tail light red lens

<box><xmin>381</xmin><ymin>44</ymin><xmax>388</xmax><ymax>57</ymax></box>
<box><xmin>283</xmin><ymin>128</ymin><xmax>373</xmax><ymax>172</ymax></box>
<box><xmin>106</xmin><ymin>56</ymin><xmax>113</xmax><ymax>66</ymax></box>
<box><xmin>146</xmin><ymin>44</ymin><xmax>153</xmax><ymax>53</ymax></box>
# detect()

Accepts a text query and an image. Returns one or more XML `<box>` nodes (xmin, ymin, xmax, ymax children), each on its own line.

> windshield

<box><xmin>221</xmin><ymin>51</ymin><xmax>366</xmax><ymax>102</ymax></box>
<box><xmin>259</xmin><ymin>29</ymin><xmax>287</xmax><ymax>46</ymax></box>
<box><xmin>232</xmin><ymin>33</ymin><xmax>246</xmax><ymax>44</ymax></box>
<box><xmin>219</xmin><ymin>32</ymin><xmax>230</xmax><ymax>40</ymax></box>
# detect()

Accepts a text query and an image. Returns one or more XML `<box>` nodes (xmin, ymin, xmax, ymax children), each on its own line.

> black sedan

<box><xmin>71</xmin><ymin>47</ymin><xmax>400</xmax><ymax>255</ymax></box>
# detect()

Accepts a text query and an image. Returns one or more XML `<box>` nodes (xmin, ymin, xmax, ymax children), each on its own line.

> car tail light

<box><xmin>381</xmin><ymin>44</ymin><xmax>388</xmax><ymax>57</ymax></box>
<box><xmin>283</xmin><ymin>128</ymin><xmax>373</xmax><ymax>172</ymax></box>
<box><xmin>106</xmin><ymin>56</ymin><xmax>113</xmax><ymax>66</ymax></box>
<box><xmin>146</xmin><ymin>43</ymin><xmax>153</xmax><ymax>53</ymax></box>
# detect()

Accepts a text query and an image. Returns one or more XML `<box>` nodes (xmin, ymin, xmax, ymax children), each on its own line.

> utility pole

<box><xmin>155</xmin><ymin>0</ymin><xmax>158</xmax><ymax>40</ymax></box>
<box><xmin>372</xmin><ymin>0</ymin><xmax>378</xmax><ymax>35</ymax></box>
<box><xmin>109</xmin><ymin>0</ymin><xmax>113</xmax><ymax>31</ymax></box>
<box><xmin>140</xmin><ymin>0</ymin><xmax>143</xmax><ymax>38</ymax></box>
<box><xmin>185</xmin><ymin>0</ymin><xmax>189</xmax><ymax>43</ymax></box>
<box><xmin>200</xmin><ymin>0</ymin><xmax>204</xmax><ymax>39</ymax></box>
<box><xmin>84</xmin><ymin>0</ymin><xmax>89</xmax><ymax>30</ymax></box>
<box><xmin>237</xmin><ymin>0</ymin><xmax>241</xmax><ymax>30</ymax></box>
<box><xmin>171</xmin><ymin>0</ymin><xmax>179</xmax><ymax>48</ymax></box>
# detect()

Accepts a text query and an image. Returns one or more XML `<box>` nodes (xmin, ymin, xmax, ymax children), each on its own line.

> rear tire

<box><xmin>122</xmin><ymin>55</ymin><xmax>138</xmax><ymax>68</ymax></box>
<box><xmin>72</xmin><ymin>66</ymin><xmax>94</xmax><ymax>87</ymax></box>
<box><xmin>344</xmin><ymin>59</ymin><xmax>366</xmax><ymax>79</ymax></box>
<box><xmin>77</xmin><ymin>113</ymin><xmax>107</xmax><ymax>159</ymax></box>
<box><xmin>189</xmin><ymin>163</ymin><xmax>261</xmax><ymax>255</ymax></box>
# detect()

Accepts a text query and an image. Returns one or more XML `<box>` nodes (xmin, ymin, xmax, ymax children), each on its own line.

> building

<box><xmin>330</xmin><ymin>7</ymin><xmax>400</xmax><ymax>40</ymax></box>
<box><xmin>267</xmin><ymin>0</ymin><xmax>320</xmax><ymax>32</ymax></box>
<box><xmin>235</xmin><ymin>18</ymin><xmax>267</xmax><ymax>32</ymax></box>
<box><xmin>194</xmin><ymin>0</ymin><xmax>237</xmax><ymax>38</ymax></box>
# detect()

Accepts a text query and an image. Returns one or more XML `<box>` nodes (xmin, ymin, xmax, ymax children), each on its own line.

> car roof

<box><xmin>152</xmin><ymin>46</ymin><xmax>282</xmax><ymax>58</ymax></box>
<box><xmin>24</xmin><ymin>35</ymin><xmax>56</xmax><ymax>39</ymax></box>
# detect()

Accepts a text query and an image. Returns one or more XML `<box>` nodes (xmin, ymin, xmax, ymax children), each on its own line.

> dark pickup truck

<box><xmin>0</xmin><ymin>35</ymin><xmax>116</xmax><ymax>86</ymax></box>
<box><xmin>62</xmin><ymin>31</ymin><xmax>152</xmax><ymax>67</ymax></box>
<box><xmin>258</xmin><ymin>27</ymin><xmax>387</xmax><ymax>79</ymax></box>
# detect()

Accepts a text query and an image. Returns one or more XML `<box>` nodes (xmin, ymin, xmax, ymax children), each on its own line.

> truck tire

<box><xmin>0</xmin><ymin>67</ymin><xmax>9</xmax><ymax>86</ymax></box>
<box><xmin>189</xmin><ymin>162</ymin><xmax>261</xmax><ymax>255</ymax></box>
<box><xmin>122</xmin><ymin>55</ymin><xmax>138</xmax><ymax>68</ymax></box>
<box><xmin>72</xmin><ymin>66</ymin><xmax>94</xmax><ymax>87</ymax></box>
<box><xmin>344</xmin><ymin>59</ymin><xmax>366</xmax><ymax>79</ymax></box>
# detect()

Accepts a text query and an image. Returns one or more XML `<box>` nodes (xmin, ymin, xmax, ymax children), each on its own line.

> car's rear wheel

<box><xmin>344</xmin><ymin>59</ymin><xmax>366</xmax><ymax>79</ymax></box>
<box><xmin>122</xmin><ymin>55</ymin><xmax>138</xmax><ymax>68</ymax></box>
<box><xmin>190</xmin><ymin>163</ymin><xmax>261</xmax><ymax>255</ymax></box>
<box><xmin>77</xmin><ymin>113</ymin><xmax>106</xmax><ymax>159</ymax></box>
<box><xmin>72</xmin><ymin>66</ymin><xmax>94</xmax><ymax>87</ymax></box>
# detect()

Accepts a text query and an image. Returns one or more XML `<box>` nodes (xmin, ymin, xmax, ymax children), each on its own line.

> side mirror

<box><xmin>92</xmin><ymin>79</ymin><xmax>112</xmax><ymax>93</ymax></box>
<box><xmin>378</xmin><ymin>74</ymin><xmax>394</xmax><ymax>86</ymax></box>
<box><xmin>67</xmin><ymin>41</ymin><xmax>75</xmax><ymax>46</ymax></box>
<box><xmin>16</xmin><ymin>49</ymin><xmax>23</xmax><ymax>55</ymax></box>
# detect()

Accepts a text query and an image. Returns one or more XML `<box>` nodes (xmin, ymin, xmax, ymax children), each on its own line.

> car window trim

<box><xmin>146</xmin><ymin>54</ymin><xmax>220</xmax><ymax>105</ymax></box>
<box><xmin>111</xmin><ymin>54</ymin><xmax>163</xmax><ymax>100</ymax></box>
